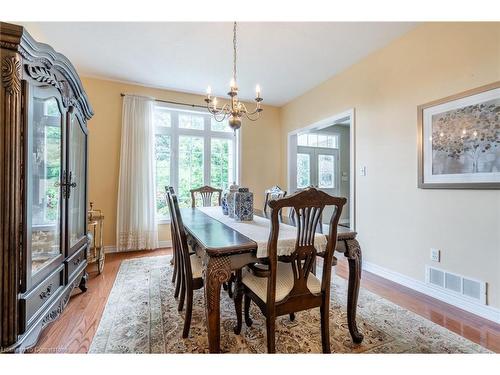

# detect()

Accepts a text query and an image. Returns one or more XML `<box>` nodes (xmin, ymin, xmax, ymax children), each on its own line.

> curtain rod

<box><xmin>120</xmin><ymin>93</ymin><xmax>207</xmax><ymax>110</ymax></box>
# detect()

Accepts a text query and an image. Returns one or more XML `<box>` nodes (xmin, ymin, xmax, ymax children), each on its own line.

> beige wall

<box><xmin>281</xmin><ymin>22</ymin><xmax>500</xmax><ymax>308</ymax></box>
<box><xmin>82</xmin><ymin>77</ymin><xmax>283</xmax><ymax>247</ymax></box>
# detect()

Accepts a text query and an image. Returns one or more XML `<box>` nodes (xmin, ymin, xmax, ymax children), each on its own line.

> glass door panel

<box><xmin>318</xmin><ymin>154</ymin><xmax>336</xmax><ymax>189</ymax></box>
<box><xmin>68</xmin><ymin>114</ymin><xmax>87</xmax><ymax>250</ymax></box>
<box><xmin>29</xmin><ymin>95</ymin><xmax>63</xmax><ymax>276</ymax></box>
<box><xmin>315</xmin><ymin>150</ymin><xmax>339</xmax><ymax>225</ymax></box>
<box><xmin>297</xmin><ymin>153</ymin><xmax>311</xmax><ymax>189</ymax></box>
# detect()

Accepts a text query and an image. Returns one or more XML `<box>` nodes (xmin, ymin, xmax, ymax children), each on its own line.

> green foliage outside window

<box><xmin>178</xmin><ymin>136</ymin><xmax>204</xmax><ymax>207</ymax></box>
<box><xmin>154</xmin><ymin>108</ymin><xmax>235</xmax><ymax>219</ymax></box>
<box><xmin>211</xmin><ymin>138</ymin><xmax>232</xmax><ymax>192</ymax></box>
<box><xmin>155</xmin><ymin>134</ymin><xmax>171</xmax><ymax>217</ymax></box>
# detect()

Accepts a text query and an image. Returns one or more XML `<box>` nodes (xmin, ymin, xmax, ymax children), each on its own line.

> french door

<box><xmin>297</xmin><ymin>146</ymin><xmax>339</xmax><ymax>194</ymax></box>
<box><xmin>296</xmin><ymin>146</ymin><xmax>339</xmax><ymax>223</ymax></box>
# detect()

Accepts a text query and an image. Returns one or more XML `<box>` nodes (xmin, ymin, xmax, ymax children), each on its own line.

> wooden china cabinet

<box><xmin>0</xmin><ymin>22</ymin><xmax>93</xmax><ymax>352</ymax></box>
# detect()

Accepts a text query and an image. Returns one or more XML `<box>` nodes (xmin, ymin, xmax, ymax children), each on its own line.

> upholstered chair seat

<box><xmin>190</xmin><ymin>254</ymin><xmax>203</xmax><ymax>279</ymax></box>
<box><xmin>242</xmin><ymin>262</ymin><xmax>321</xmax><ymax>303</ymax></box>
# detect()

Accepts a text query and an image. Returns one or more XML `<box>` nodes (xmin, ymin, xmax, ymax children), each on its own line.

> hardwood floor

<box><xmin>31</xmin><ymin>249</ymin><xmax>500</xmax><ymax>353</ymax></box>
<box><xmin>31</xmin><ymin>249</ymin><xmax>168</xmax><ymax>353</ymax></box>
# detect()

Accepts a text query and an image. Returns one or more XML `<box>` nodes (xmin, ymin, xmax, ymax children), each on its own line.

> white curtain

<box><xmin>116</xmin><ymin>95</ymin><xmax>159</xmax><ymax>251</ymax></box>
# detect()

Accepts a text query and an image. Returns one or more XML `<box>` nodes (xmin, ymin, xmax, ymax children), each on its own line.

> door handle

<box><xmin>58</xmin><ymin>170</ymin><xmax>77</xmax><ymax>198</ymax></box>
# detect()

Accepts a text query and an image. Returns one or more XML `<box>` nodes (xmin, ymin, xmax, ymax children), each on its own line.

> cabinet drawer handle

<box><xmin>73</xmin><ymin>257</ymin><xmax>82</xmax><ymax>266</ymax></box>
<box><xmin>39</xmin><ymin>283</ymin><xmax>53</xmax><ymax>300</ymax></box>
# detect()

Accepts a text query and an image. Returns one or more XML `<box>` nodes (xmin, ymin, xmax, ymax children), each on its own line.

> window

<box><xmin>297</xmin><ymin>132</ymin><xmax>339</xmax><ymax>148</ymax></box>
<box><xmin>154</xmin><ymin>105</ymin><xmax>238</xmax><ymax>221</ymax></box>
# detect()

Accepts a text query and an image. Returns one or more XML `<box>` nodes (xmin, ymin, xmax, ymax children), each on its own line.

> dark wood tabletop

<box><xmin>180</xmin><ymin>207</ymin><xmax>257</xmax><ymax>256</ymax></box>
<box><xmin>180</xmin><ymin>207</ymin><xmax>357</xmax><ymax>256</ymax></box>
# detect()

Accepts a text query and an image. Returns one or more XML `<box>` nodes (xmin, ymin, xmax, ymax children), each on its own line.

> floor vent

<box><xmin>425</xmin><ymin>266</ymin><xmax>486</xmax><ymax>305</ymax></box>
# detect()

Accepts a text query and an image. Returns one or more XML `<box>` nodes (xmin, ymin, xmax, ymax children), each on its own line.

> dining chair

<box><xmin>263</xmin><ymin>185</ymin><xmax>287</xmax><ymax>213</ymax></box>
<box><xmin>166</xmin><ymin>187</ymin><xmax>182</xmax><ymax>295</ymax></box>
<box><xmin>233</xmin><ymin>187</ymin><xmax>346</xmax><ymax>353</ymax></box>
<box><xmin>190</xmin><ymin>185</ymin><xmax>222</xmax><ymax>208</ymax></box>
<box><xmin>166</xmin><ymin>188</ymin><xmax>204</xmax><ymax>338</ymax></box>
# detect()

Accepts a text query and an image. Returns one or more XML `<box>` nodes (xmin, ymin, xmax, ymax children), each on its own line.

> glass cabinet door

<box><xmin>27</xmin><ymin>90</ymin><xmax>64</xmax><ymax>284</ymax></box>
<box><xmin>67</xmin><ymin>112</ymin><xmax>87</xmax><ymax>252</ymax></box>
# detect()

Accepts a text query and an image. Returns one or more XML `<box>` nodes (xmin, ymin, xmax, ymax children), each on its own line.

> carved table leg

<box><xmin>344</xmin><ymin>239</ymin><xmax>364</xmax><ymax>343</ymax></box>
<box><xmin>204</xmin><ymin>255</ymin><xmax>231</xmax><ymax>353</ymax></box>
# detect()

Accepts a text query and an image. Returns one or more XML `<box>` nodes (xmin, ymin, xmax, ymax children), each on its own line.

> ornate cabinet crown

<box><xmin>0</xmin><ymin>22</ymin><xmax>93</xmax><ymax>352</ymax></box>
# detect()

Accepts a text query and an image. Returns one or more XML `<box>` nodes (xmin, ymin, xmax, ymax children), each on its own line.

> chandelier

<box><xmin>205</xmin><ymin>22</ymin><xmax>263</xmax><ymax>131</ymax></box>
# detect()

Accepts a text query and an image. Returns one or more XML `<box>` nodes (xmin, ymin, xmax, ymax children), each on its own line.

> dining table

<box><xmin>180</xmin><ymin>206</ymin><xmax>364</xmax><ymax>353</ymax></box>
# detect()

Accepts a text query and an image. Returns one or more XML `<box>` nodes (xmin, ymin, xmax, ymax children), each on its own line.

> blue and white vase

<box><xmin>221</xmin><ymin>192</ymin><xmax>229</xmax><ymax>215</ymax></box>
<box><xmin>234</xmin><ymin>187</ymin><xmax>253</xmax><ymax>221</ymax></box>
<box><xmin>227</xmin><ymin>182</ymin><xmax>239</xmax><ymax>218</ymax></box>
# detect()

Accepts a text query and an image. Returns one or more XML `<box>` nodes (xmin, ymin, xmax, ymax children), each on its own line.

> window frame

<box><xmin>154</xmin><ymin>103</ymin><xmax>239</xmax><ymax>223</ymax></box>
<box><xmin>297</xmin><ymin>132</ymin><xmax>340</xmax><ymax>149</ymax></box>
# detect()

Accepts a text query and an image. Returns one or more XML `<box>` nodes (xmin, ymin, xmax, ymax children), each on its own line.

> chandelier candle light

<box><xmin>205</xmin><ymin>22</ymin><xmax>263</xmax><ymax>131</ymax></box>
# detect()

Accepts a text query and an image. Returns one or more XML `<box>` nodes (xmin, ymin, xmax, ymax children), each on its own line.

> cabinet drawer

<box><xmin>20</xmin><ymin>265</ymin><xmax>64</xmax><ymax>330</ymax></box>
<box><xmin>66</xmin><ymin>244</ymin><xmax>87</xmax><ymax>282</ymax></box>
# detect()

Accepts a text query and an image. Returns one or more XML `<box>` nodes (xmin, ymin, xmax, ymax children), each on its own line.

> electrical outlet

<box><xmin>430</xmin><ymin>248</ymin><xmax>440</xmax><ymax>262</ymax></box>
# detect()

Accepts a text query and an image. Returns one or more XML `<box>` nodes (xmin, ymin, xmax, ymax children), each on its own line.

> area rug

<box><xmin>89</xmin><ymin>256</ymin><xmax>490</xmax><ymax>353</ymax></box>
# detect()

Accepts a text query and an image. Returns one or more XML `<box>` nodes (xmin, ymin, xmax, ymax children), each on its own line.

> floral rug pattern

<box><xmin>89</xmin><ymin>256</ymin><xmax>489</xmax><ymax>354</ymax></box>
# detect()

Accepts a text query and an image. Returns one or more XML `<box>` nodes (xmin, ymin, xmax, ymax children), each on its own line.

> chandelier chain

<box><xmin>233</xmin><ymin>21</ymin><xmax>237</xmax><ymax>84</ymax></box>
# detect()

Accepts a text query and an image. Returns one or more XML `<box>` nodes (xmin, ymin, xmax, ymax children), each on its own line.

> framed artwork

<box><xmin>418</xmin><ymin>81</ymin><xmax>500</xmax><ymax>189</ymax></box>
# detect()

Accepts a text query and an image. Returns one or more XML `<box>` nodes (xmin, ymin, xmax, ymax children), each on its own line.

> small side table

<box><xmin>88</xmin><ymin>202</ymin><xmax>105</xmax><ymax>274</ymax></box>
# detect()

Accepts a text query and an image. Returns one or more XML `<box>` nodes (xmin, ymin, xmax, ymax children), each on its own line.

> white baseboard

<box><xmin>158</xmin><ymin>240</ymin><xmax>172</xmax><ymax>248</ymax></box>
<box><xmin>104</xmin><ymin>240</ymin><xmax>172</xmax><ymax>254</ymax></box>
<box><xmin>363</xmin><ymin>261</ymin><xmax>500</xmax><ymax>324</ymax></box>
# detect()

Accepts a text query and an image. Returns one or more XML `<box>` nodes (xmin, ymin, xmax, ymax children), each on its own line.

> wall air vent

<box><xmin>425</xmin><ymin>266</ymin><xmax>486</xmax><ymax>305</ymax></box>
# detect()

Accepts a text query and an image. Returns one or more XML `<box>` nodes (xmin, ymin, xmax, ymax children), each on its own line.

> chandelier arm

<box><xmin>213</xmin><ymin>112</ymin><xmax>228</xmax><ymax>122</ymax></box>
<box><xmin>238</xmin><ymin>102</ymin><xmax>249</xmax><ymax>114</ymax></box>
<box><xmin>245</xmin><ymin>106</ymin><xmax>263</xmax><ymax>116</ymax></box>
<box><xmin>209</xmin><ymin>107</ymin><xmax>229</xmax><ymax>122</ymax></box>
<box><xmin>243</xmin><ymin>111</ymin><xmax>262</xmax><ymax>122</ymax></box>
<box><xmin>220</xmin><ymin>103</ymin><xmax>231</xmax><ymax>115</ymax></box>
<box><xmin>206</xmin><ymin>106</ymin><xmax>221</xmax><ymax>116</ymax></box>
<box><xmin>206</xmin><ymin>102</ymin><xmax>229</xmax><ymax>115</ymax></box>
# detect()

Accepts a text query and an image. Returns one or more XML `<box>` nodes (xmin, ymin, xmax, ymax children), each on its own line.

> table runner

<box><xmin>197</xmin><ymin>206</ymin><xmax>328</xmax><ymax>258</ymax></box>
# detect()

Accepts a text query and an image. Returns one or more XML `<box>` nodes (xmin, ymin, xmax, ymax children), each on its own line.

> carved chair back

<box><xmin>167</xmin><ymin>188</ymin><xmax>194</xmax><ymax>282</ymax></box>
<box><xmin>263</xmin><ymin>185</ymin><xmax>287</xmax><ymax>213</ymax></box>
<box><xmin>190</xmin><ymin>185</ymin><xmax>222</xmax><ymax>208</ymax></box>
<box><xmin>287</xmin><ymin>186</ymin><xmax>323</xmax><ymax>231</ymax></box>
<box><xmin>266</xmin><ymin>188</ymin><xmax>346</xmax><ymax>308</ymax></box>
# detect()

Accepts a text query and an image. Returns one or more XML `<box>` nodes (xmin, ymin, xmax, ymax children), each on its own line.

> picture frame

<box><xmin>417</xmin><ymin>81</ymin><xmax>500</xmax><ymax>189</ymax></box>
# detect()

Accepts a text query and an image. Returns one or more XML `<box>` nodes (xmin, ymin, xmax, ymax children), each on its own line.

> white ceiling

<box><xmin>21</xmin><ymin>22</ymin><xmax>418</xmax><ymax>106</ymax></box>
